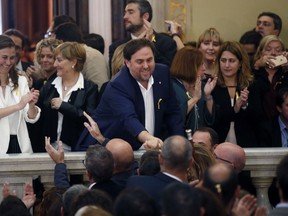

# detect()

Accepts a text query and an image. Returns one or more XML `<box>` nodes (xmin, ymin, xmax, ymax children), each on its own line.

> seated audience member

<box><xmin>269</xmin><ymin>153</ymin><xmax>288</xmax><ymax>216</ymax></box>
<box><xmin>126</xmin><ymin>135</ymin><xmax>192</xmax><ymax>203</ymax></box>
<box><xmin>4</xmin><ymin>28</ymin><xmax>33</xmax><ymax>71</ymax></box>
<box><xmin>45</xmin><ymin>138</ymin><xmax>123</xmax><ymax>200</ymax></box>
<box><xmin>259</xmin><ymin>87</ymin><xmax>288</xmax><ymax>147</ymax></box>
<box><xmin>84</xmin><ymin>33</ymin><xmax>105</xmax><ymax>54</ymax></box>
<box><xmin>70</xmin><ymin>189</ymin><xmax>113</xmax><ymax>215</ymax></box>
<box><xmin>161</xmin><ymin>182</ymin><xmax>201</xmax><ymax>216</ymax></box>
<box><xmin>197</xmin><ymin>187</ymin><xmax>226</xmax><ymax>216</ymax></box>
<box><xmin>109</xmin><ymin>0</ymin><xmax>177</xmax><ymax>70</ymax></box>
<box><xmin>0</xmin><ymin>195</ymin><xmax>32</xmax><ymax>216</ymax></box>
<box><xmin>253</xmin><ymin>35</ymin><xmax>288</xmax><ymax>122</ymax></box>
<box><xmin>192</xmin><ymin>127</ymin><xmax>219</xmax><ymax>151</ymax></box>
<box><xmin>54</xmin><ymin>22</ymin><xmax>109</xmax><ymax>89</ymax></box>
<box><xmin>239</xmin><ymin>30</ymin><xmax>262</xmax><ymax>66</ymax></box>
<box><xmin>62</xmin><ymin>184</ymin><xmax>88</xmax><ymax>216</ymax></box>
<box><xmin>197</xmin><ymin>28</ymin><xmax>223</xmax><ymax>79</ymax></box>
<box><xmin>77</xmin><ymin>38</ymin><xmax>185</xmax><ymax>151</ymax></box>
<box><xmin>106</xmin><ymin>139</ymin><xmax>134</xmax><ymax>187</ymax></box>
<box><xmin>138</xmin><ymin>150</ymin><xmax>160</xmax><ymax>176</ymax></box>
<box><xmin>255</xmin><ymin>12</ymin><xmax>282</xmax><ymax>37</ymax></box>
<box><xmin>188</xmin><ymin>143</ymin><xmax>215</xmax><ymax>182</ymax></box>
<box><xmin>170</xmin><ymin>46</ymin><xmax>217</xmax><ymax>134</ymax></box>
<box><xmin>0</xmin><ymin>35</ymin><xmax>40</xmax><ymax>154</ymax></box>
<box><xmin>208</xmin><ymin>41</ymin><xmax>259</xmax><ymax>147</ymax></box>
<box><xmin>37</xmin><ymin>42</ymin><xmax>98</xmax><ymax>151</ymax></box>
<box><xmin>75</xmin><ymin>205</ymin><xmax>112</xmax><ymax>216</ymax></box>
<box><xmin>114</xmin><ymin>188</ymin><xmax>160</xmax><ymax>216</ymax></box>
<box><xmin>202</xmin><ymin>163</ymin><xmax>258</xmax><ymax>216</ymax></box>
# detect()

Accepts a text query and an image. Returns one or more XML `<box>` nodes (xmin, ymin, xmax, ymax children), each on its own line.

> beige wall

<box><xmin>162</xmin><ymin>0</ymin><xmax>288</xmax><ymax>47</ymax></box>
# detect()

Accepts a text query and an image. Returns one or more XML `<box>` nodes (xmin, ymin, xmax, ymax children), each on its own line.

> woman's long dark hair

<box><xmin>0</xmin><ymin>34</ymin><xmax>18</xmax><ymax>91</ymax></box>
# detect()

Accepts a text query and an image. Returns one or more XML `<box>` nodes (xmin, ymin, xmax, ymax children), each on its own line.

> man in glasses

<box><xmin>255</xmin><ymin>12</ymin><xmax>282</xmax><ymax>37</ymax></box>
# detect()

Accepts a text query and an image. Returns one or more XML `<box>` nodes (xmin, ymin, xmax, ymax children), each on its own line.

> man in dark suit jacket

<box><xmin>109</xmin><ymin>0</ymin><xmax>176</xmax><ymax>75</ymax></box>
<box><xmin>269</xmin><ymin>153</ymin><xmax>288</xmax><ymax>216</ymax></box>
<box><xmin>126</xmin><ymin>135</ymin><xmax>193</xmax><ymax>203</ymax></box>
<box><xmin>76</xmin><ymin>38</ymin><xmax>184</xmax><ymax>151</ymax></box>
<box><xmin>257</xmin><ymin>87</ymin><xmax>288</xmax><ymax>148</ymax></box>
<box><xmin>45</xmin><ymin>139</ymin><xmax>123</xmax><ymax>200</ymax></box>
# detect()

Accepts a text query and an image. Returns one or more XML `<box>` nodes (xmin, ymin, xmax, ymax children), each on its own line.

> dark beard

<box><xmin>125</xmin><ymin>23</ymin><xmax>143</xmax><ymax>34</ymax></box>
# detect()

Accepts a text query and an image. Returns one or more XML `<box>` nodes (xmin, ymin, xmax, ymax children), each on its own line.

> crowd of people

<box><xmin>0</xmin><ymin>0</ymin><xmax>288</xmax><ymax>215</ymax></box>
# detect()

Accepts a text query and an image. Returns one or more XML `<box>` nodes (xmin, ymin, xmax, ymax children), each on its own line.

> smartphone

<box><xmin>271</xmin><ymin>55</ymin><xmax>287</xmax><ymax>67</ymax></box>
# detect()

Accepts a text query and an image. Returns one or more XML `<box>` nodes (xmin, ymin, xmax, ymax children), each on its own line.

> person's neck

<box><xmin>204</xmin><ymin>59</ymin><xmax>215</xmax><ymax>76</ymax></box>
<box><xmin>0</xmin><ymin>74</ymin><xmax>8</xmax><ymax>86</ymax></box>
<box><xmin>131</xmin><ymin>27</ymin><xmax>146</xmax><ymax>38</ymax></box>
<box><xmin>161</xmin><ymin>168</ymin><xmax>188</xmax><ymax>183</ymax></box>
<box><xmin>62</xmin><ymin>73</ymin><xmax>79</xmax><ymax>86</ymax></box>
<box><xmin>45</xmin><ymin>69</ymin><xmax>56</xmax><ymax>80</ymax></box>
<box><xmin>224</xmin><ymin>76</ymin><xmax>237</xmax><ymax>87</ymax></box>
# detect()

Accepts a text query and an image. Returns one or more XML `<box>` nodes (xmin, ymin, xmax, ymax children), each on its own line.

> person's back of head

<box><xmin>70</xmin><ymin>189</ymin><xmax>113</xmax><ymax>215</ymax></box>
<box><xmin>53</xmin><ymin>15</ymin><xmax>76</xmax><ymax>31</ymax></box>
<box><xmin>161</xmin><ymin>135</ymin><xmax>192</xmax><ymax>172</ymax></box>
<box><xmin>35</xmin><ymin>187</ymin><xmax>66</xmax><ymax>216</ymax></box>
<box><xmin>0</xmin><ymin>195</ymin><xmax>31</xmax><ymax>216</ymax></box>
<box><xmin>114</xmin><ymin>188</ymin><xmax>160</xmax><ymax>216</ymax></box>
<box><xmin>189</xmin><ymin>143</ymin><xmax>215</xmax><ymax>181</ymax></box>
<box><xmin>213</xmin><ymin>142</ymin><xmax>246</xmax><ymax>173</ymax></box>
<box><xmin>105</xmin><ymin>139</ymin><xmax>134</xmax><ymax>174</ymax></box>
<box><xmin>54</xmin><ymin>22</ymin><xmax>83</xmax><ymax>43</ymax></box>
<box><xmin>84</xmin><ymin>33</ymin><xmax>105</xmax><ymax>54</ymax></box>
<box><xmin>139</xmin><ymin>150</ymin><xmax>160</xmax><ymax>176</ymax></box>
<box><xmin>161</xmin><ymin>182</ymin><xmax>201</xmax><ymax>216</ymax></box>
<box><xmin>62</xmin><ymin>184</ymin><xmax>88</xmax><ymax>216</ymax></box>
<box><xmin>203</xmin><ymin>163</ymin><xmax>239</xmax><ymax>212</ymax></box>
<box><xmin>75</xmin><ymin>205</ymin><xmax>112</xmax><ymax>216</ymax></box>
<box><xmin>276</xmin><ymin>153</ymin><xmax>288</xmax><ymax>202</ymax></box>
<box><xmin>197</xmin><ymin>187</ymin><xmax>226</xmax><ymax>216</ymax></box>
<box><xmin>85</xmin><ymin>145</ymin><xmax>114</xmax><ymax>182</ymax></box>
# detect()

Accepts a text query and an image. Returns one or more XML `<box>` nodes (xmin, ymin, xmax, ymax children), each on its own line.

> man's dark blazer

<box><xmin>108</xmin><ymin>32</ymin><xmax>177</xmax><ymax>76</ymax></box>
<box><xmin>91</xmin><ymin>180</ymin><xmax>124</xmax><ymax>200</ymax></box>
<box><xmin>76</xmin><ymin>64</ymin><xmax>185</xmax><ymax>151</ymax></box>
<box><xmin>257</xmin><ymin>116</ymin><xmax>282</xmax><ymax>147</ymax></box>
<box><xmin>126</xmin><ymin>172</ymin><xmax>179</xmax><ymax>203</ymax></box>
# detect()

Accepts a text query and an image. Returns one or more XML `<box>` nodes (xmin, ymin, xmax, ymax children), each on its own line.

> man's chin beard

<box><xmin>125</xmin><ymin>24</ymin><xmax>143</xmax><ymax>34</ymax></box>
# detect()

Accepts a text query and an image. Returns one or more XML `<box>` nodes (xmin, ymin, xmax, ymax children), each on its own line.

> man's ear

<box><xmin>276</xmin><ymin>105</ymin><xmax>282</xmax><ymax>113</ymax></box>
<box><xmin>125</xmin><ymin>59</ymin><xmax>130</xmax><ymax>68</ymax></box>
<box><xmin>274</xmin><ymin>29</ymin><xmax>280</xmax><ymax>36</ymax></box>
<box><xmin>158</xmin><ymin>153</ymin><xmax>164</xmax><ymax>165</ymax></box>
<box><xmin>143</xmin><ymin>12</ymin><xmax>149</xmax><ymax>21</ymax></box>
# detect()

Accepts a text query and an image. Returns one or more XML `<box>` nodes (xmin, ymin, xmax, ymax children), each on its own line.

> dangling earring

<box><xmin>72</xmin><ymin>65</ymin><xmax>75</xmax><ymax>69</ymax></box>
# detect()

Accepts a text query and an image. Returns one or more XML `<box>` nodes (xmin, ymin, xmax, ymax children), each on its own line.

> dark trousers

<box><xmin>7</xmin><ymin>135</ymin><xmax>21</xmax><ymax>153</ymax></box>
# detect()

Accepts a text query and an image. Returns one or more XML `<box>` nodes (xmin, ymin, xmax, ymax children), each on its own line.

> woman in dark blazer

<box><xmin>208</xmin><ymin>41</ymin><xmax>259</xmax><ymax>147</ymax></box>
<box><xmin>37</xmin><ymin>42</ymin><xmax>98</xmax><ymax>151</ymax></box>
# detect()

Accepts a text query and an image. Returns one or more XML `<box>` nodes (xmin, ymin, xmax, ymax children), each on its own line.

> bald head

<box><xmin>213</xmin><ymin>142</ymin><xmax>246</xmax><ymax>173</ymax></box>
<box><xmin>106</xmin><ymin>139</ymin><xmax>134</xmax><ymax>173</ymax></box>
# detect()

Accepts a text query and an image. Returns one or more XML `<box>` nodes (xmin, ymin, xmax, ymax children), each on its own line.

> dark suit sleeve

<box><xmin>154</xmin><ymin>33</ymin><xmax>177</xmax><ymax>66</ymax></box>
<box><xmin>54</xmin><ymin>163</ymin><xmax>70</xmax><ymax>189</ymax></box>
<box><xmin>107</xmin><ymin>81</ymin><xmax>147</xmax><ymax>138</ymax></box>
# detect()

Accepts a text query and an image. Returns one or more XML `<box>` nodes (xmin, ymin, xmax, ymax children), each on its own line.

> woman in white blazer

<box><xmin>0</xmin><ymin>35</ymin><xmax>40</xmax><ymax>154</ymax></box>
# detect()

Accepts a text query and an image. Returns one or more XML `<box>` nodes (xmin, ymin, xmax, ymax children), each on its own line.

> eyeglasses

<box><xmin>213</xmin><ymin>152</ymin><xmax>234</xmax><ymax>168</ymax></box>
